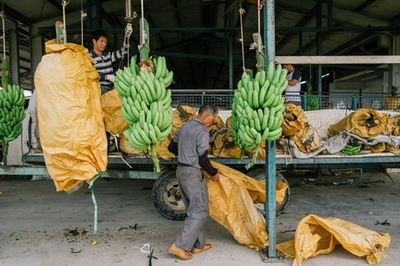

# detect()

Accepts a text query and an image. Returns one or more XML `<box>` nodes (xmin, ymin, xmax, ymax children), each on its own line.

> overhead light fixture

<box><xmin>321</xmin><ymin>73</ymin><xmax>330</xmax><ymax>78</ymax></box>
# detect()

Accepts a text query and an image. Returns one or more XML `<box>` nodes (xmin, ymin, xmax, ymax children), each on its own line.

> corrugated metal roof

<box><xmin>0</xmin><ymin>0</ymin><xmax>399</xmax><ymax>91</ymax></box>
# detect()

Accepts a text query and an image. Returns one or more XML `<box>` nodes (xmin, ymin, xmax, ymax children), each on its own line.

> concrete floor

<box><xmin>0</xmin><ymin>168</ymin><xmax>398</xmax><ymax>266</ymax></box>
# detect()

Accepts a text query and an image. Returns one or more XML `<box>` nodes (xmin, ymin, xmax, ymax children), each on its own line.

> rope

<box><xmin>238</xmin><ymin>1</ymin><xmax>246</xmax><ymax>73</ymax></box>
<box><xmin>61</xmin><ymin>0</ymin><xmax>69</xmax><ymax>43</ymax></box>
<box><xmin>257</xmin><ymin>0</ymin><xmax>263</xmax><ymax>52</ymax></box>
<box><xmin>80</xmin><ymin>0</ymin><xmax>85</xmax><ymax>45</ymax></box>
<box><xmin>141</xmin><ymin>0</ymin><xmax>145</xmax><ymax>46</ymax></box>
<box><xmin>284</xmin><ymin>138</ymin><xmax>293</xmax><ymax>165</ymax></box>
<box><xmin>119</xmin><ymin>153</ymin><xmax>133</xmax><ymax>169</ymax></box>
<box><xmin>1</xmin><ymin>3</ymin><xmax>6</xmax><ymax>60</ymax></box>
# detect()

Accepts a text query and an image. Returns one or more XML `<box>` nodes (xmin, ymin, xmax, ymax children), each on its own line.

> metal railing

<box><xmin>171</xmin><ymin>91</ymin><xmax>400</xmax><ymax>112</ymax></box>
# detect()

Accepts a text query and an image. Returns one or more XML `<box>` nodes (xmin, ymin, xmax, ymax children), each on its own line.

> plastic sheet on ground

<box><xmin>205</xmin><ymin>161</ymin><xmax>288</xmax><ymax>251</ymax></box>
<box><xmin>276</xmin><ymin>214</ymin><xmax>391</xmax><ymax>266</ymax></box>
<box><xmin>34</xmin><ymin>40</ymin><xmax>107</xmax><ymax>192</ymax></box>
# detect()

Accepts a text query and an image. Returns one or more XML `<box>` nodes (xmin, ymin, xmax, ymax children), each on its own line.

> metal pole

<box><xmin>62</xmin><ymin>0</ymin><xmax>68</xmax><ymax>43</ymax></box>
<box><xmin>264</xmin><ymin>0</ymin><xmax>277</xmax><ymax>259</ymax></box>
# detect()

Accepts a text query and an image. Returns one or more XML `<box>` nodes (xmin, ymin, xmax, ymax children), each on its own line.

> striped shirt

<box><xmin>285</xmin><ymin>70</ymin><xmax>302</xmax><ymax>103</ymax></box>
<box><xmin>90</xmin><ymin>47</ymin><xmax>126</xmax><ymax>94</ymax></box>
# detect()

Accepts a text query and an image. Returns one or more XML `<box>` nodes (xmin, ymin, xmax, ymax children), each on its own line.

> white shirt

<box><xmin>285</xmin><ymin>70</ymin><xmax>302</xmax><ymax>103</ymax></box>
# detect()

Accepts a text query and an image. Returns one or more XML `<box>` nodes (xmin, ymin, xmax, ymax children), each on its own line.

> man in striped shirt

<box><xmin>90</xmin><ymin>30</ymin><xmax>129</xmax><ymax>95</ymax></box>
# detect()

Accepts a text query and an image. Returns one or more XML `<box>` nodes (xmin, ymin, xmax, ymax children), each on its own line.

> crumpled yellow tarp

<box><xmin>205</xmin><ymin>161</ymin><xmax>288</xmax><ymax>251</ymax></box>
<box><xmin>282</xmin><ymin>103</ymin><xmax>307</xmax><ymax>137</ymax></box>
<box><xmin>328</xmin><ymin>108</ymin><xmax>388</xmax><ymax>138</ymax></box>
<box><xmin>34</xmin><ymin>40</ymin><xmax>107</xmax><ymax>192</ymax></box>
<box><xmin>171</xmin><ymin>106</ymin><xmax>197</xmax><ymax>135</ymax></box>
<box><xmin>276</xmin><ymin>214</ymin><xmax>391</xmax><ymax>266</ymax></box>
<box><xmin>211</xmin><ymin>127</ymin><xmax>242</xmax><ymax>158</ymax></box>
<box><xmin>101</xmin><ymin>89</ymin><xmax>128</xmax><ymax>136</ymax></box>
<box><xmin>291</xmin><ymin>123</ymin><xmax>322</xmax><ymax>153</ymax></box>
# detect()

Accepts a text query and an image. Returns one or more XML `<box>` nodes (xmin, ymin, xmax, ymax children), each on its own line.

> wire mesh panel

<box><xmin>171</xmin><ymin>93</ymin><xmax>233</xmax><ymax>110</ymax></box>
<box><xmin>171</xmin><ymin>92</ymin><xmax>397</xmax><ymax>112</ymax></box>
<box><xmin>383</xmin><ymin>96</ymin><xmax>400</xmax><ymax>111</ymax></box>
<box><xmin>171</xmin><ymin>94</ymin><xmax>201</xmax><ymax>108</ymax></box>
<box><xmin>301</xmin><ymin>94</ymin><xmax>388</xmax><ymax>111</ymax></box>
<box><xmin>301</xmin><ymin>95</ymin><xmax>354</xmax><ymax>110</ymax></box>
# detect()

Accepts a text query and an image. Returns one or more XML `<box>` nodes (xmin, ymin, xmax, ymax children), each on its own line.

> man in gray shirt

<box><xmin>167</xmin><ymin>103</ymin><xmax>220</xmax><ymax>260</ymax></box>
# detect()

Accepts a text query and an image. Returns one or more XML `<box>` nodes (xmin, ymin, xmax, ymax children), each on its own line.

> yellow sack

<box><xmin>225</xmin><ymin>116</ymin><xmax>232</xmax><ymax>128</ymax></box>
<box><xmin>35</xmin><ymin>40</ymin><xmax>107</xmax><ymax>192</ymax></box>
<box><xmin>290</xmin><ymin>123</ymin><xmax>322</xmax><ymax>153</ymax></box>
<box><xmin>206</xmin><ymin>161</ymin><xmax>288</xmax><ymax>251</ymax></box>
<box><xmin>172</xmin><ymin>105</ymin><xmax>197</xmax><ymax>134</ymax></box>
<box><xmin>207</xmin><ymin>115</ymin><xmax>224</xmax><ymax>135</ymax></box>
<box><xmin>364</xmin><ymin>142</ymin><xmax>386</xmax><ymax>153</ymax></box>
<box><xmin>276</xmin><ymin>214</ymin><xmax>390</xmax><ymax>266</ymax></box>
<box><xmin>119</xmin><ymin>134</ymin><xmax>144</xmax><ymax>156</ymax></box>
<box><xmin>101</xmin><ymin>89</ymin><xmax>128</xmax><ymax>136</ymax></box>
<box><xmin>155</xmin><ymin>133</ymin><xmax>176</xmax><ymax>161</ymax></box>
<box><xmin>246</xmin><ymin>141</ymin><xmax>266</xmax><ymax>159</ymax></box>
<box><xmin>282</xmin><ymin>103</ymin><xmax>307</xmax><ymax>137</ymax></box>
<box><xmin>385</xmin><ymin>143</ymin><xmax>400</xmax><ymax>155</ymax></box>
<box><xmin>211</xmin><ymin>127</ymin><xmax>241</xmax><ymax>158</ymax></box>
<box><xmin>328</xmin><ymin>108</ymin><xmax>388</xmax><ymax>138</ymax></box>
<box><xmin>386</xmin><ymin>114</ymin><xmax>400</xmax><ymax>136</ymax></box>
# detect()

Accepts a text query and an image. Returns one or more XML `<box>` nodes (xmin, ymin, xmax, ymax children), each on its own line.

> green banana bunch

<box><xmin>306</xmin><ymin>95</ymin><xmax>319</xmax><ymax>111</ymax></box>
<box><xmin>0</xmin><ymin>84</ymin><xmax>26</xmax><ymax>154</ymax></box>
<box><xmin>341</xmin><ymin>144</ymin><xmax>362</xmax><ymax>155</ymax></box>
<box><xmin>231</xmin><ymin>61</ymin><xmax>288</xmax><ymax>169</ymax></box>
<box><xmin>115</xmin><ymin>55</ymin><xmax>174</xmax><ymax>173</ymax></box>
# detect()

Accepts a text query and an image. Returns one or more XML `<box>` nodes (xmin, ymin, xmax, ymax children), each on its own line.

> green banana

<box><xmin>158</xmin><ymin>123</ymin><xmax>172</xmax><ymax>140</ymax></box>
<box><xmin>266</xmin><ymin>61</ymin><xmax>274</xmax><ymax>81</ymax></box>
<box><xmin>266</xmin><ymin>127</ymin><xmax>282</xmax><ymax>141</ymax></box>
<box><xmin>162</xmin><ymin>71</ymin><xmax>174</xmax><ymax>87</ymax></box>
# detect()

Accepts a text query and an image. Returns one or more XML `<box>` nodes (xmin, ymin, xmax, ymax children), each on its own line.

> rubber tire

<box><xmin>152</xmin><ymin>169</ymin><xmax>186</xmax><ymax>221</ymax></box>
<box><xmin>246</xmin><ymin>167</ymin><xmax>290</xmax><ymax>215</ymax></box>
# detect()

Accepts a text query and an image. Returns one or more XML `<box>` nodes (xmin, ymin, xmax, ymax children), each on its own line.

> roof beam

<box><xmin>46</xmin><ymin>0</ymin><xmax>62</xmax><ymax>11</ymax></box>
<box><xmin>275</xmin><ymin>55</ymin><xmax>400</xmax><ymax>65</ymax></box>
<box><xmin>1</xmin><ymin>4</ymin><xmax>32</xmax><ymax>25</ymax></box>
<box><xmin>278</xmin><ymin>0</ymin><xmax>390</xmax><ymax>27</ymax></box>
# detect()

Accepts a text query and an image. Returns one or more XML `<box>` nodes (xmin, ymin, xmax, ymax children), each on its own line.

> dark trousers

<box><xmin>174</xmin><ymin>165</ymin><xmax>209</xmax><ymax>251</ymax></box>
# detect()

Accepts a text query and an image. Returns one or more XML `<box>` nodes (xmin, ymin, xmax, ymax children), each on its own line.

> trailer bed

<box><xmin>1</xmin><ymin>149</ymin><xmax>397</xmax><ymax>177</ymax></box>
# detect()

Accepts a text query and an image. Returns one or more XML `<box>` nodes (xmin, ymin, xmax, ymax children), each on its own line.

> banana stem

<box><xmin>150</xmin><ymin>143</ymin><xmax>160</xmax><ymax>173</ymax></box>
<box><xmin>2</xmin><ymin>60</ymin><xmax>10</xmax><ymax>90</ymax></box>
<box><xmin>245</xmin><ymin>143</ymin><xmax>260</xmax><ymax>170</ymax></box>
<box><xmin>2</xmin><ymin>141</ymin><xmax>8</xmax><ymax>157</ymax></box>
<box><xmin>239</xmin><ymin>148</ymin><xmax>245</xmax><ymax>161</ymax></box>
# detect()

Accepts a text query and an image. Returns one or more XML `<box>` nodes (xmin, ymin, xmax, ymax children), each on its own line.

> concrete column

<box><xmin>6</xmin><ymin>19</ymin><xmax>23</xmax><ymax>165</ymax></box>
<box><xmin>8</xmin><ymin>21</ymin><xmax>19</xmax><ymax>85</ymax></box>
<box><xmin>391</xmin><ymin>35</ymin><xmax>400</xmax><ymax>92</ymax></box>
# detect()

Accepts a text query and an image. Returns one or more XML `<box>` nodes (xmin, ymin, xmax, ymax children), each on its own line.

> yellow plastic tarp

<box><xmin>276</xmin><ymin>214</ymin><xmax>391</xmax><ymax>266</ymax></box>
<box><xmin>282</xmin><ymin>103</ymin><xmax>307</xmax><ymax>137</ymax></box>
<box><xmin>101</xmin><ymin>89</ymin><xmax>128</xmax><ymax>136</ymax></box>
<box><xmin>34</xmin><ymin>40</ymin><xmax>107</xmax><ymax>192</ymax></box>
<box><xmin>328</xmin><ymin>108</ymin><xmax>388</xmax><ymax>138</ymax></box>
<box><xmin>205</xmin><ymin>161</ymin><xmax>288</xmax><ymax>251</ymax></box>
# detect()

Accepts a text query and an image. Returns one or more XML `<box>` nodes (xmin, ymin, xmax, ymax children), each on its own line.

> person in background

<box><xmin>90</xmin><ymin>29</ymin><xmax>131</xmax><ymax>152</ymax></box>
<box><xmin>167</xmin><ymin>103</ymin><xmax>220</xmax><ymax>260</ymax></box>
<box><xmin>283</xmin><ymin>64</ymin><xmax>302</xmax><ymax>105</ymax></box>
<box><xmin>90</xmin><ymin>29</ymin><xmax>129</xmax><ymax>95</ymax></box>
